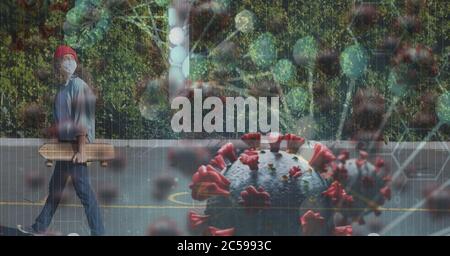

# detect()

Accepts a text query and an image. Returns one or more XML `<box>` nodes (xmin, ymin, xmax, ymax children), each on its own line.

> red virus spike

<box><xmin>240</xmin><ymin>152</ymin><xmax>259</xmax><ymax>171</ymax></box>
<box><xmin>284</xmin><ymin>133</ymin><xmax>305</xmax><ymax>153</ymax></box>
<box><xmin>217</xmin><ymin>143</ymin><xmax>237</xmax><ymax>162</ymax></box>
<box><xmin>332</xmin><ymin>162</ymin><xmax>349</xmax><ymax>182</ymax></box>
<box><xmin>243</xmin><ymin>149</ymin><xmax>259</xmax><ymax>156</ymax></box>
<box><xmin>375</xmin><ymin>157</ymin><xmax>385</xmax><ymax>172</ymax></box>
<box><xmin>190</xmin><ymin>182</ymin><xmax>230</xmax><ymax>201</ymax></box>
<box><xmin>207</xmin><ymin>226</ymin><xmax>235</xmax><ymax>236</ymax></box>
<box><xmin>322</xmin><ymin>181</ymin><xmax>354</xmax><ymax>205</ymax></box>
<box><xmin>188</xmin><ymin>211</ymin><xmax>209</xmax><ymax>230</ymax></box>
<box><xmin>268</xmin><ymin>132</ymin><xmax>284</xmax><ymax>152</ymax></box>
<box><xmin>333</xmin><ymin>225</ymin><xmax>353</xmax><ymax>236</ymax></box>
<box><xmin>289</xmin><ymin>166</ymin><xmax>302</xmax><ymax>179</ymax></box>
<box><xmin>190</xmin><ymin>165</ymin><xmax>231</xmax><ymax>201</ymax></box>
<box><xmin>206</xmin><ymin>165</ymin><xmax>231</xmax><ymax>186</ymax></box>
<box><xmin>210</xmin><ymin>154</ymin><xmax>227</xmax><ymax>170</ymax></box>
<box><xmin>241</xmin><ymin>132</ymin><xmax>261</xmax><ymax>149</ymax></box>
<box><xmin>337</xmin><ymin>150</ymin><xmax>350</xmax><ymax>162</ymax></box>
<box><xmin>300</xmin><ymin>210</ymin><xmax>325</xmax><ymax>236</ymax></box>
<box><xmin>192</xmin><ymin>165</ymin><xmax>230</xmax><ymax>189</ymax></box>
<box><xmin>240</xmin><ymin>185</ymin><xmax>271</xmax><ymax>212</ymax></box>
<box><xmin>356</xmin><ymin>150</ymin><xmax>369</xmax><ymax>168</ymax></box>
<box><xmin>380</xmin><ymin>186</ymin><xmax>391</xmax><ymax>200</ymax></box>
<box><xmin>309</xmin><ymin>143</ymin><xmax>336</xmax><ymax>171</ymax></box>
<box><xmin>375</xmin><ymin>157</ymin><xmax>385</xmax><ymax>168</ymax></box>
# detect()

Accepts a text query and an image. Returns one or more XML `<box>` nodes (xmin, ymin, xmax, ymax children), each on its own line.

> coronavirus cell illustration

<box><xmin>188</xmin><ymin>133</ymin><xmax>391</xmax><ymax>236</ymax></box>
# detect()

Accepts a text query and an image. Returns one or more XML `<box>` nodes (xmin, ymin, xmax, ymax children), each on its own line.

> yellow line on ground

<box><xmin>1</xmin><ymin>200</ymin><xmax>450</xmax><ymax>212</ymax></box>
<box><xmin>168</xmin><ymin>191</ymin><xmax>206</xmax><ymax>206</ymax></box>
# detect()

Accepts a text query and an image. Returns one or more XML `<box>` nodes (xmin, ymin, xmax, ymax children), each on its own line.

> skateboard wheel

<box><xmin>45</xmin><ymin>160</ymin><xmax>53</xmax><ymax>167</ymax></box>
<box><xmin>100</xmin><ymin>161</ymin><xmax>108</xmax><ymax>167</ymax></box>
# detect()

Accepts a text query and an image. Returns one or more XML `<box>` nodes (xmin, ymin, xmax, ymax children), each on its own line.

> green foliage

<box><xmin>0</xmin><ymin>0</ymin><xmax>175</xmax><ymax>139</ymax></box>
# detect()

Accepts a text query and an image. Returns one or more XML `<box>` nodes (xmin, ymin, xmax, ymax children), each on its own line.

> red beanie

<box><xmin>54</xmin><ymin>45</ymin><xmax>78</xmax><ymax>62</ymax></box>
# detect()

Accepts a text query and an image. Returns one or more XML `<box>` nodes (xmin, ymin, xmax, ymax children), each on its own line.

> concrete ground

<box><xmin>0</xmin><ymin>139</ymin><xmax>449</xmax><ymax>236</ymax></box>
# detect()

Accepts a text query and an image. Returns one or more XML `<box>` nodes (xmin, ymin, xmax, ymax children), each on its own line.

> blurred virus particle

<box><xmin>395</xmin><ymin>15</ymin><xmax>421</xmax><ymax>34</ymax></box>
<box><xmin>34</xmin><ymin>68</ymin><xmax>51</xmax><ymax>82</ymax></box>
<box><xmin>352</xmin><ymin>3</ymin><xmax>379</xmax><ymax>30</ymax></box>
<box><xmin>185</xmin><ymin>54</ymin><xmax>209</xmax><ymax>81</ymax></box>
<box><xmin>340</xmin><ymin>44</ymin><xmax>368</xmax><ymax>79</ymax></box>
<box><xmin>313</xmin><ymin>82</ymin><xmax>334</xmax><ymax>113</ymax></box>
<box><xmin>379</xmin><ymin>36</ymin><xmax>401</xmax><ymax>55</ymax></box>
<box><xmin>24</xmin><ymin>171</ymin><xmax>45</xmax><ymax>189</ymax></box>
<box><xmin>155</xmin><ymin>0</ymin><xmax>171</xmax><ymax>8</ymax></box>
<box><xmin>42</xmin><ymin>123</ymin><xmax>59</xmax><ymax>139</ymax></box>
<box><xmin>367</xmin><ymin>218</ymin><xmax>384</xmax><ymax>233</ymax></box>
<box><xmin>137</xmin><ymin>76</ymin><xmax>168</xmax><ymax>121</ymax></box>
<box><xmin>152</xmin><ymin>174</ymin><xmax>178</xmax><ymax>201</ymax></box>
<box><xmin>168</xmin><ymin>145</ymin><xmax>213</xmax><ymax>176</ymax></box>
<box><xmin>391</xmin><ymin>173</ymin><xmax>408</xmax><ymax>192</ymax></box>
<box><xmin>352</xmin><ymin>87</ymin><xmax>385</xmax><ymax>131</ymax></box>
<box><xmin>20</xmin><ymin>103</ymin><xmax>46</xmax><ymax>130</ymax></box>
<box><xmin>63</xmin><ymin>0</ymin><xmax>112</xmax><ymax>49</ymax></box>
<box><xmin>235</xmin><ymin>10</ymin><xmax>256</xmax><ymax>33</ymax></box>
<box><xmin>293</xmin><ymin>36</ymin><xmax>318</xmax><ymax>69</ymax></box>
<box><xmin>147</xmin><ymin>217</ymin><xmax>181</xmax><ymax>236</ymax></box>
<box><xmin>211</xmin><ymin>41</ymin><xmax>238</xmax><ymax>63</ymax></box>
<box><xmin>351</xmin><ymin>129</ymin><xmax>384</xmax><ymax>152</ymax></box>
<box><xmin>97</xmin><ymin>185</ymin><xmax>119</xmax><ymax>204</ymax></box>
<box><xmin>209</xmin><ymin>0</ymin><xmax>231</xmax><ymax>14</ymax></box>
<box><xmin>405</xmin><ymin>0</ymin><xmax>426</xmax><ymax>15</ymax></box>
<box><xmin>423</xmin><ymin>184</ymin><xmax>450</xmax><ymax>218</ymax></box>
<box><xmin>17</xmin><ymin>0</ymin><xmax>43</xmax><ymax>10</ymax></box>
<box><xmin>188</xmin><ymin>133</ymin><xmax>391</xmax><ymax>235</ymax></box>
<box><xmin>392</xmin><ymin>44</ymin><xmax>439</xmax><ymax>86</ymax></box>
<box><xmin>273</xmin><ymin>59</ymin><xmax>295</xmax><ymax>85</ymax></box>
<box><xmin>189</xmin><ymin>4</ymin><xmax>231</xmax><ymax>44</ymax></box>
<box><xmin>192</xmin><ymin>81</ymin><xmax>225</xmax><ymax>99</ymax></box>
<box><xmin>284</xmin><ymin>87</ymin><xmax>309</xmax><ymax>118</ymax></box>
<box><xmin>52</xmin><ymin>188</ymin><xmax>73</xmax><ymax>205</ymax></box>
<box><xmin>437</xmin><ymin>91</ymin><xmax>450</xmax><ymax>124</ymax></box>
<box><xmin>107</xmin><ymin>151</ymin><xmax>127</xmax><ymax>172</ymax></box>
<box><xmin>409</xmin><ymin>108</ymin><xmax>438</xmax><ymax>129</ymax></box>
<box><xmin>249</xmin><ymin>33</ymin><xmax>277</xmax><ymax>69</ymax></box>
<box><xmin>195</xmin><ymin>0</ymin><xmax>230</xmax><ymax>14</ymax></box>
<box><xmin>417</xmin><ymin>91</ymin><xmax>438</xmax><ymax>111</ymax></box>
<box><xmin>248</xmin><ymin>79</ymin><xmax>282</xmax><ymax>98</ymax></box>
<box><xmin>316</xmin><ymin>50</ymin><xmax>340</xmax><ymax>77</ymax></box>
<box><xmin>266</xmin><ymin>7</ymin><xmax>288</xmax><ymax>35</ymax></box>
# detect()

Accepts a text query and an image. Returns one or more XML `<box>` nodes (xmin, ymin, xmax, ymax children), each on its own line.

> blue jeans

<box><xmin>33</xmin><ymin>161</ymin><xmax>105</xmax><ymax>235</ymax></box>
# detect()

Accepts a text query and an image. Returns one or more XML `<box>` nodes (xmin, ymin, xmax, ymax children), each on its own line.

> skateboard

<box><xmin>39</xmin><ymin>143</ymin><xmax>115</xmax><ymax>167</ymax></box>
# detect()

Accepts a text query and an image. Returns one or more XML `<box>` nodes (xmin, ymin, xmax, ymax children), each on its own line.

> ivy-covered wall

<box><xmin>0</xmin><ymin>0</ymin><xmax>448</xmax><ymax>141</ymax></box>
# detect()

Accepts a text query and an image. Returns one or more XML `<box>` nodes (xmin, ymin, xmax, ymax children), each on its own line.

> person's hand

<box><xmin>72</xmin><ymin>151</ymin><xmax>87</xmax><ymax>164</ymax></box>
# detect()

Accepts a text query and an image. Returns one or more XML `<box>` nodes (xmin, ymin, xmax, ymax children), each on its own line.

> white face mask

<box><xmin>61</xmin><ymin>59</ymin><xmax>77</xmax><ymax>79</ymax></box>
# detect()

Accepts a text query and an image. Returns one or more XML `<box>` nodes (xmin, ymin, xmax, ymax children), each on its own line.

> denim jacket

<box><xmin>53</xmin><ymin>75</ymin><xmax>96</xmax><ymax>143</ymax></box>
